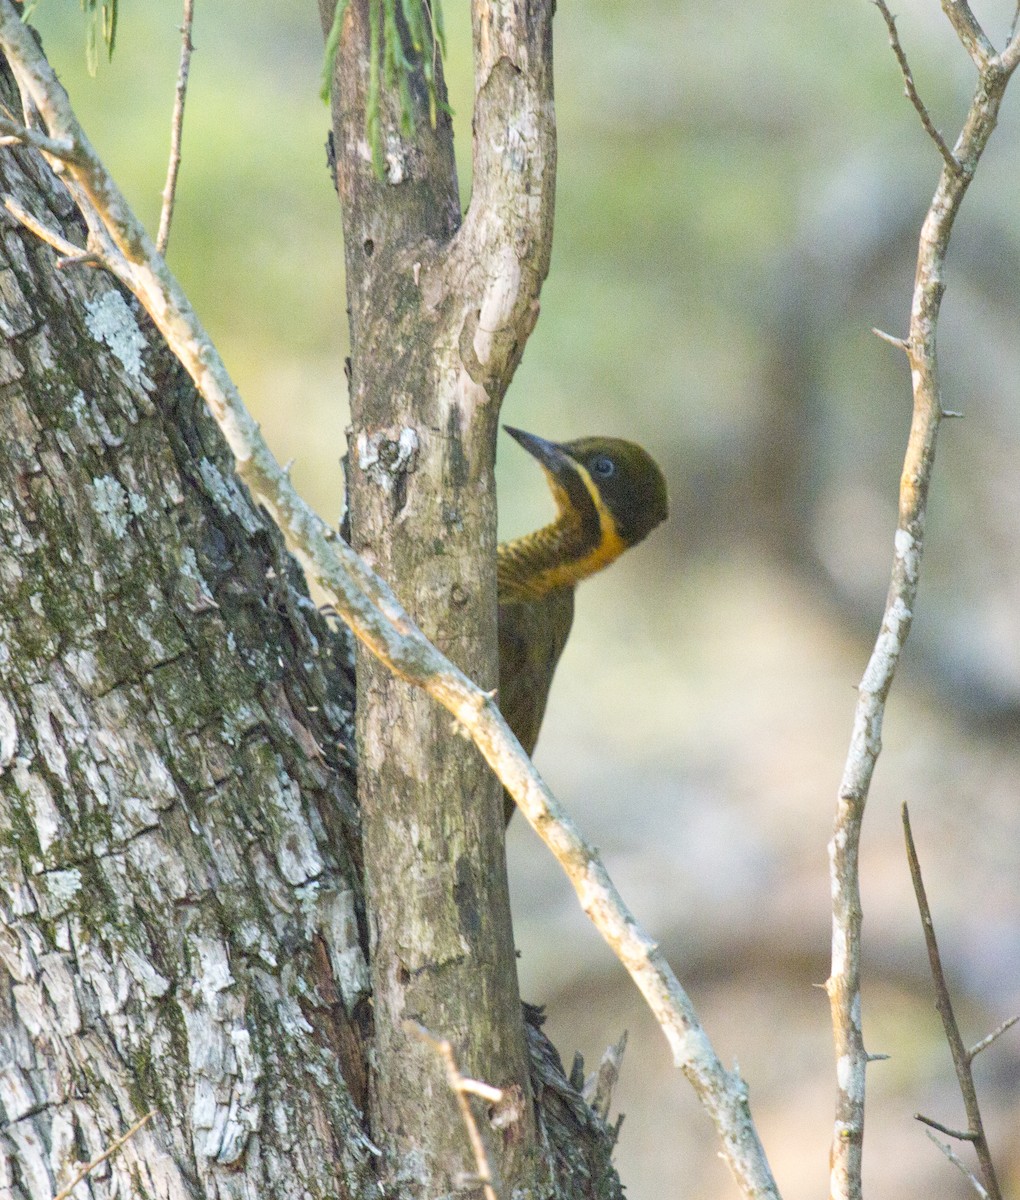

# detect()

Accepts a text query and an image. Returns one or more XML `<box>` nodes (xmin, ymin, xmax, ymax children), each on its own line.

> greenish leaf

<box><xmin>320</xmin><ymin>0</ymin><xmax>448</xmax><ymax>178</ymax></box>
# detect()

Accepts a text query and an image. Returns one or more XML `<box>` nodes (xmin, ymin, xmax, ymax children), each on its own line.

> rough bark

<box><xmin>319</xmin><ymin>0</ymin><xmax>557</xmax><ymax>1195</ymax></box>
<box><xmin>0</xmin><ymin>87</ymin><xmax>376</xmax><ymax>1200</ymax></box>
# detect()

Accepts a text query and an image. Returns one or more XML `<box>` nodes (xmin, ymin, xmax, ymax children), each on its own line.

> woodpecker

<box><xmin>497</xmin><ymin>426</ymin><xmax>669</xmax><ymax>823</ymax></box>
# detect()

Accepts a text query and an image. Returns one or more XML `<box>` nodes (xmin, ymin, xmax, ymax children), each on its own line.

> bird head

<box><xmin>504</xmin><ymin>426</ymin><xmax>669</xmax><ymax>552</ymax></box>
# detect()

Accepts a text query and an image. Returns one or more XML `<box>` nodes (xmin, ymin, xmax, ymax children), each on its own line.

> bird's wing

<box><xmin>497</xmin><ymin>587</ymin><xmax>575</xmax><ymax>758</ymax></box>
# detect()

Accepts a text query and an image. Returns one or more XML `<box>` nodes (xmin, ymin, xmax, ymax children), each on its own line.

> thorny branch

<box><xmin>156</xmin><ymin>0</ymin><xmax>195</xmax><ymax>255</ymax></box>
<box><xmin>903</xmin><ymin>804</ymin><xmax>1008</xmax><ymax>1200</ymax></box>
<box><xmin>0</xmin><ymin>5</ymin><xmax>779</xmax><ymax>1196</ymax></box>
<box><xmin>873</xmin><ymin>0</ymin><xmax>958</xmax><ymax>170</ymax></box>
<box><xmin>828</xmin><ymin>5</ymin><xmax>1020</xmax><ymax>1199</ymax></box>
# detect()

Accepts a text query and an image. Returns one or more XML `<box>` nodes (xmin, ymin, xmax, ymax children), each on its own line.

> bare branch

<box><xmin>828</xmin><ymin>18</ymin><xmax>1020</xmax><ymax>1197</ymax></box>
<box><xmin>1001</xmin><ymin>25</ymin><xmax>1020</xmax><ymax>72</ymax></box>
<box><xmin>969</xmin><ymin>1015</ymin><xmax>1020</xmax><ymax>1059</ymax></box>
<box><xmin>939</xmin><ymin>0</ymin><xmax>995</xmax><ymax>71</ymax></box>
<box><xmin>51</xmin><ymin>1111</ymin><xmax>156</xmax><ymax>1200</ymax></box>
<box><xmin>156</xmin><ymin>0</ymin><xmax>195</xmax><ymax>255</ymax></box>
<box><xmin>903</xmin><ymin>804</ymin><xmax>1003</xmax><ymax>1200</ymax></box>
<box><xmin>925</xmin><ymin>1131</ymin><xmax>990</xmax><ymax>1200</ymax></box>
<box><xmin>915</xmin><ymin>1113</ymin><xmax>978</xmax><ymax>1142</ymax></box>
<box><xmin>3</xmin><ymin>195</ymin><xmax>88</xmax><ymax>259</ymax></box>
<box><xmin>0</xmin><ymin>114</ymin><xmax>79</xmax><ymax>160</ymax></box>
<box><xmin>406</xmin><ymin>1022</ymin><xmax>503</xmax><ymax>1200</ymax></box>
<box><xmin>871</xmin><ymin>325</ymin><xmax>908</xmax><ymax>351</ymax></box>
<box><xmin>0</xmin><ymin>6</ymin><xmax>780</xmax><ymax>1195</ymax></box>
<box><xmin>873</xmin><ymin>0</ymin><xmax>960</xmax><ymax>170</ymax></box>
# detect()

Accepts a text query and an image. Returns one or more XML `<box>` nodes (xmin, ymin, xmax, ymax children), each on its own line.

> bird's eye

<box><xmin>591</xmin><ymin>456</ymin><xmax>615</xmax><ymax>479</ymax></box>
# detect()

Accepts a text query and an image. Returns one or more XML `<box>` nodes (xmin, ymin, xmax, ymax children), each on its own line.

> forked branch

<box><xmin>828</xmin><ymin>6</ymin><xmax>1020</xmax><ymax>1198</ymax></box>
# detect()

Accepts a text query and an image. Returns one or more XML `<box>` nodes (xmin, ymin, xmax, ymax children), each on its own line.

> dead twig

<box><xmin>924</xmin><ymin>1130</ymin><xmax>990</xmax><ymax>1200</ymax></box>
<box><xmin>405</xmin><ymin>1022</ymin><xmax>503</xmax><ymax>1200</ymax></box>
<box><xmin>3</xmin><ymin>195</ymin><xmax>87</xmax><ymax>259</ymax></box>
<box><xmin>156</xmin><ymin>0</ymin><xmax>195</xmax><ymax>255</ymax></box>
<box><xmin>51</xmin><ymin>1110</ymin><xmax>156</xmax><ymax>1200</ymax></box>
<box><xmin>969</xmin><ymin>1015</ymin><xmax>1020</xmax><ymax>1059</ymax></box>
<box><xmin>582</xmin><ymin>1032</ymin><xmax>628</xmax><ymax>1123</ymax></box>
<box><xmin>873</xmin><ymin>0</ymin><xmax>959</xmax><ymax>171</ymax></box>
<box><xmin>903</xmin><ymin>804</ymin><xmax>1004</xmax><ymax>1200</ymax></box>
<box><xmin>914</xmin><ymin>1113</ymin><xmax>977</xmax><ymax>1142</ymax></box>
<box><xmin>871</xmin><ymin>325</ymin><xmax>908</xmax><ymax>351</ymax></box>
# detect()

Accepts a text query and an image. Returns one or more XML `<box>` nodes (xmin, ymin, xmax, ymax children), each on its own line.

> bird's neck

<box><xmin>498</xmin><ymin>509</ymin><xmax>627</xmax><ymax>600</ymax></box>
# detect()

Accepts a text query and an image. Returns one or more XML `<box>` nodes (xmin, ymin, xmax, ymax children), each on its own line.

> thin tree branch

<box><xmin>0</xmin><ymin>113</ymin><xmax>80</xmax><ymax>160</ymax></box>
<box><xmin>1003</xmin><ymin>2</ymin><xmax>1017</xmax><ymax>55</ymax></box>
<box><xmin>924</xmin><ymin>1131</ymin><xmax>990</xmax><ymax>1200</ymax></box>
<box><xmin>3</xmin><ymin>195</ymin><xmax>87</xmax><ymax>259</ymax></box>
<box><xmin>968</xmin><ymin>1015</ymin><xmax>1020</xmax><ymax>1059</ymax></box>
<box><xmin>1002</xmin><ymin>24</ymin><xmax>1020</xmax><ymax>72</ymax></box>
<box><xmin>903</xmin><ymin>804</ymin><xmax>1002</xmax><ymax>1200</ymax></box>
<box><xmin>827</xmin><ymin>12</ymin><xmax>1020</xmax><ymax>1198</ymax></box>
<box><xmin>156</xmin><ymin>0</ymin><xmax>195</xmax><ymax>255</ymax></box>
<box><xmin>914</xmin><ymin>1113</ymin><xmax>977</xmax><ymax>1142</ymax></box>
<box><xmin>406</xmin><ymin>1022</ymin><xmax>504</xmax><ymax>1200</ymax></box>
<box><xmin>873</xmin><ymin>0</ymin><xmax>959</xmax><ymax>170</ymax></box>
<box><xmin>939</xmin><ymin>0</ymin><xmax>995</xmax><ymax>71</ymax></box>
<box><xmin>51</xmin><ymin>1111</ymin><xmax>156</xmax><ymax>1200</ymax></box>
<box><xmin>0</xmin><ymin>7</ymin><xmax>779</xmax><ymax>1196</ymax></box>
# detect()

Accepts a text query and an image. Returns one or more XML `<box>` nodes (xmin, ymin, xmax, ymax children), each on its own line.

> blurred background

<box><xmin>28</xmin><ymin>0</ymin><xmax>1020</xmax><ymax>1195</ymax></box>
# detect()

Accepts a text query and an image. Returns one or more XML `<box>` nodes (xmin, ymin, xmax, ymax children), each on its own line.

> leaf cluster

<box><xmin>25</xmin><ymin>0</ymin><xmax>118</xmax><ymax>73</ymax></box>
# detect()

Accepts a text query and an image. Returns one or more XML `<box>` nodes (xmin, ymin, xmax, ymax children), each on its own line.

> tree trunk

<box><xmin>0</xmin><ymin>80</ymin><xmax>375</xmax><ymax>1199</ymax></box>
<box><xmin>320</xmin><ymin>0</ymin><xmax>560</xmax><ymax>1195</ymax></box>
<box><xmin>0</xmin><ymin>25</ymin><xmax>623</xmax><ymax>1200</ymax></box>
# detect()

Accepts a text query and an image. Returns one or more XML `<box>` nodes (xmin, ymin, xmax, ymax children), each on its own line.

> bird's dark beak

<box><xmin>503</xmin><ymin>426</ymin><xmax>571</xmax><ymax>475</ymax></box>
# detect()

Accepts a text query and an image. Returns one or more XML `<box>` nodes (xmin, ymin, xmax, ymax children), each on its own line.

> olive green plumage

<box><xmin>497</xmin><ymin>426</ymin><xmax>669</xmax><ymax>823</ymax></box>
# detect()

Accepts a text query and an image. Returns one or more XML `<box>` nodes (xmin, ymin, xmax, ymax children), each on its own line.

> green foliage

<box><xmin>24</xmin><ymin>0</ymin><xmax>118</xmax><ymax>73</ymax></box>
<box><xmin>81</xmin><ymin>0</ymin><xmax>118</xmax><ymax>73</ymax></box>
<box><xmin>320</xmin><ymin>0</ymin><xmax>447</xmax><ymax>179</ymax></box>
<box><xmin>319</xmin><ymin>0</ymin><xmax>350</xmax><ymax>102</ymax></box>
